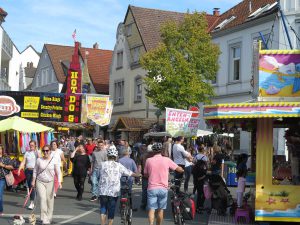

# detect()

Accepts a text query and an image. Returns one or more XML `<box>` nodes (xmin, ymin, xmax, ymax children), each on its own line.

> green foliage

<box><xmin>140</xmin><ymin>12</ymin><xmax>220</xmax><ymax>110</ymax></box>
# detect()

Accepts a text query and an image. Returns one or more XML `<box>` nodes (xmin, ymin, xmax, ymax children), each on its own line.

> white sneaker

<box><xmin>28</xmin><ymin>201</ymin><xmax>35</xmax><ymax>210</ymax></box>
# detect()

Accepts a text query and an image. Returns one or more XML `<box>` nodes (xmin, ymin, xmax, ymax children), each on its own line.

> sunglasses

<box><xmin>42</xmin><ymin>150</ymin><xmax>50</xmax><ymax>153</ymax></box>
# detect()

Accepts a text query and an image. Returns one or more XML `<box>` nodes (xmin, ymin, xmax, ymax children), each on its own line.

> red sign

<box><xmin>0</xmin><ymin>96</ymin><xmax>20</xmax><ymax>116</ymax></box>
<box><xmin>64</xmin><ymin>42</ymin><xmax>82</xmax><ymax>123</ymax></box>
<box><xmin>189</xmin><ymin>106</ymin><xmax>199</xmax><ymax>118</ymax></box>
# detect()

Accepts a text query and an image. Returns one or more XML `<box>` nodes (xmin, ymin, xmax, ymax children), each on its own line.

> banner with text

<box><xmin>86</xmin><ymin>95</ymin><xmax>112</xmax><ymax>126</ymax></box>
<box><xmin>0</xmin><ymin>91</ymin><xmax>81</xmax><ymax>123</ymax></box>
<box><xmin>165</xmin><ymin>107</ymin><xmax>199</xmax><ymax>137</ymax></box>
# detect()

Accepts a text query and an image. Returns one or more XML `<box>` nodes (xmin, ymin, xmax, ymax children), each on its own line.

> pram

<box><xmin>207</xmin><ymin>174</ymin><xmax>234</xmax><ymax>215</ymax></box>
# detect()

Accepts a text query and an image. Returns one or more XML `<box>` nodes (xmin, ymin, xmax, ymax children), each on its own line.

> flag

<box><xmin>72</xmin><ymin>29</ymin><xmax>76</xmax><ymax>41</ymax></box>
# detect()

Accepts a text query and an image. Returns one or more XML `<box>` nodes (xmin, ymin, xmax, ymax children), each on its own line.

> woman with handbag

<box><xmin>32</xmin><ymin>145</ymin><xmax>62</xmax><ymax>225</ymax></box>
<box><xmin>0</xmin><ymin>144</ymin><xmax>14</xmax><ymax>215</ymax></box>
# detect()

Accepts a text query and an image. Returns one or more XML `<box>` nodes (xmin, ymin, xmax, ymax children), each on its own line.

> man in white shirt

<box><xmin>172</xmin><ymin>136</ymin><xmax>192</xmax><ymax>191</ymax></box>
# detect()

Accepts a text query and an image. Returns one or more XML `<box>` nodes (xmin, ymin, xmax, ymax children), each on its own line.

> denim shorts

<box><xmin>99</xmin><ymin>195</ymin><xmax>118</xmax><ymax>219</ymax></box>
<box><xmin>147</xmin><ymin>188</ymin><xmax>168</xmax><ymax>210</ymax></box>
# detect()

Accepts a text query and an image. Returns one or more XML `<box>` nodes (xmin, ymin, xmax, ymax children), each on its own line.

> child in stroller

<box><xmin>207</xmin><ymin>174</ymin><xmax>233</xmax><ymax>215</ymax></box>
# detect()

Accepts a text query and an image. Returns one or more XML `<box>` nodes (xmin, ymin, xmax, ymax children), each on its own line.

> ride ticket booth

<box><xmin>203</xmin><ymin>48</ymin><xmax>300</xmax><ymax>223</ymax></box>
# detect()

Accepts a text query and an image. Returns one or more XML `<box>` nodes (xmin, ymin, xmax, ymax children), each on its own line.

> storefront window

<box><xmin>273</xmin><ymin>126</ymin><xmax>300</xmax><ymax>185</ymax></box>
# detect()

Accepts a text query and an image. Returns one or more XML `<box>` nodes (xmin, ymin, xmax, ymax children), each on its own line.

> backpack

<box><xmin>179</xmin><ymin>193</ymin><xmax>196</xmax><ymax>220</ymax></box>
<box><xmin>192</xmin><ymin>156</ymin><xmax>207</xmax><ymax>179</ymax></box>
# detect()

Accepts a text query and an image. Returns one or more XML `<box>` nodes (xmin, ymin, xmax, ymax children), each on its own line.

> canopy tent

<box><xmin>0</xmin><ymin>116</ymin><xmax>54</xmax><ymax>133</ymax></box>
<box><xmin>143</xmin><ymin>132</ymin><xmax>171</xmax><ymax>138</ymax></box>
<box><xmin>196</xmin><ymin>129</ymin><xmax>213</xmax><ymax>137</ymax></box>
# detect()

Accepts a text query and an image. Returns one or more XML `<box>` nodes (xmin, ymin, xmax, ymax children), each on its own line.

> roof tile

<box><xmin>45</xmin><ymin>44</ymin><xmax>112</xmax><ymax>94</ymax></box>
<box><xmin>130</xmin><ymin>5</ymin><xmax>219</xmax><ymax>51</ymax></box>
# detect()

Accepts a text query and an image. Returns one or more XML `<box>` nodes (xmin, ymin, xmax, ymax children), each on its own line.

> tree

<box><xmin>140</xmin><ymin>12</ymin><xmax>220</xmax><ymax>110</ymax></box>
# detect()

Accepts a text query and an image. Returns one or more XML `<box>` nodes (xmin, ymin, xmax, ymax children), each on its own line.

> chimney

<box><xmin>30</xmin><ymin>62</ymin><xmax>33</xmax><ymax>68</ymax></box>
<box><xmin>249</xmin><ymin>1</ymin><xmax>252</xmax><ymax>13</ymax></box>
<box><xmin>93</xmin><ymin>42</ymin><xmax>99</xmax><ymax>49</ymax></box>
<box><xmin>27</xmin><ymin>62</ymin><xmax>30</xmax><ymax>67</ymax></box>
<box><xmin>213</xmin><ymin>8</ymin><xmax>220</xmax><ymax>16</ymax></box>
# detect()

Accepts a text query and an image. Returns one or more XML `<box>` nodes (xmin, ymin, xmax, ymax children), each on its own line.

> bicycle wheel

<box><xmin>177</xmin><ymin>213</ymin><xmax>185</xmax><ymax>225</ymax></box>
<box><xmin>171</xmin><ymin>202</ymin><xmax>178</xmax><ymax>224</ymax></box>
<box><xmin>120</xmin><ymin>208</ymin><xmax>128</xmax><ymax>225</ymax></box>
<box><xmin>127</xmin><ymin>208</ymin><xmax>133</xmax><ymax>225</ymax></box>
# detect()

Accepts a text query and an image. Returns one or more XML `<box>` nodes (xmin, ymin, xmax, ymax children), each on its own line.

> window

<box><xmin>114</xmin><ymin>80</ymin><xmax>124</xmax><ymax>104</ymax></box>
<box><xmin>132</xmin><ymin>46</ymin><xmax>140</xmax><ymax>64</ymax></box>
<box><xmin>211</xmin><ymin>75</ymin><xmax>217</xmax><ymax>84</ymax></box>
<box><xmin>230</xmin><ymin>45</ymin><xmax>241</xmax><ymax>81</ymax></box>
<box><xmin>126</xmin><ymin>23</ymin><xmax>132</xmax><ymax>36</ymax></box>
<box><xmin>285</xmin><ymin>0</ymin><xmax>294</xmax><ymax>11</ymax></box>
<box><xmin>116</xmin><ymin>51</ymin><xmax>123</xmax><ymax>69</ymax></box>
<box><xmin>135</xmin><ymin>77</ymin><xmax>142</xmax><ymax>102</ymax></box>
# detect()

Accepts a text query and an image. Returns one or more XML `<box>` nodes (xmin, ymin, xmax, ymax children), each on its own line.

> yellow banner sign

<box><xmin>86</xmin><ymin>95</ymin><xmax>113</xmax><ymax>126</ymax></box>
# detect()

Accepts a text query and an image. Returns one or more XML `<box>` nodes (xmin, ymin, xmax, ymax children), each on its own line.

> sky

<box><xmin>1</xmin><ymin>0</ymin><xmax>240</xmax><ymax>53</ymax></box>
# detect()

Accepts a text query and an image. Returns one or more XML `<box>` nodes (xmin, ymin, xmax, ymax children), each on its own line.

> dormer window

<box><xmin>214</xmin><ymin>16</ymin><xmax>236</xmax><ymax>31</ymax></box>
<box><xmin>248</xmin><ymin>2</ymin><xmax>277</xmax><ymax>19</ymax></box>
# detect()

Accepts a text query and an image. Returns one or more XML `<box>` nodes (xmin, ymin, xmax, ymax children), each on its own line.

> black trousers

<box><xmin>195</xmin><ymin>180</ymin><xmax>205</xmax><ymax>209</ymax></box>
<box><xmin>73</xmin><ymin>175</ymin><xmax>86</xmax><ymax>197</ymax></box>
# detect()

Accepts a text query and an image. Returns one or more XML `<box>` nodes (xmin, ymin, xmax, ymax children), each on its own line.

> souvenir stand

<box><xmin>203</xmin><ymin>47</ymin><xmax>300</xmax><ymax>222</ymax></box>
<box><xmin>0</xmin><ymin>116</ymin><xmax>54</xmax><ymax>161</ymax></box>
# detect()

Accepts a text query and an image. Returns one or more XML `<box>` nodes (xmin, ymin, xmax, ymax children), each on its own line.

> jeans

<box><xmin>141</xmin><ymin>177</ymin><xmax>148</xmax><ymax>208</ymax></box>
<box><xmin>99</xmin><ymin>195</ymin><xmax>118</xmax><ymax>219</ymax></box>
<box><xmin>184</xmin><ymin>165</ymin><xmax>192</xmax><ymax>192</ymax></box>
<box><xmin>147</xmin><ymin>188</ymin><xmax>168</xmax><ymax>210</ymax></box>
<box><xmin>91</xmin><ymin>169</ymin><xmax>100</xmax><ymax>197</ymax></box>
<box><xmin>25</xmin><ymin>169</ymin><xmax>35</xmax><ymax>201</ymax></box>
<box><xmin>174</xmin><ymin>165</ymin><xmax>185</xmax><ymax>192</ymax></box>
<box><xmin>195</xmin><ymin>180</ymin><xmax>205</xmax><ymax>209</ymax></box>
<box><xmin>0</xmin><ymin>178</ymin><xmax>5</xmax><ymax>212</ymax></box>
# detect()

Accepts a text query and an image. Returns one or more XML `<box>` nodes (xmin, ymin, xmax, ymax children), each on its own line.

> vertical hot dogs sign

<box><xmin>64</xmin><ymin>42</ymin><xmax>82</xmax><ymax>123</ymax></box>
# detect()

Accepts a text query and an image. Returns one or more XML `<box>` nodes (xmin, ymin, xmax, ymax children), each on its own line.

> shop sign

<box><xmin>0</xmin><ymin>91</ymin><xmax>81</xmax><ymax>123</ymax></box>
<box><xmin>165</xmin><ymin>107</ymin><xmax>199</xmax><ymax>137</ymax></box>
<box><xmin>64</xmin><ymin>42</ymin><xmax>82</xmax><ymax>123</ymax></box>
<box><xmin>0</xmin><ymin>95</ymin><xmax>20</xmax><ymax>116</ymax></box>
<box><xmin>258</xmin><ymin>50</ymin><xmax>300</xmax><ymax>99</ymax></box>
<box><xmin>63</xmin><ymin>94</ymin><xmax>81</xmax><ymax>123</ymax></box>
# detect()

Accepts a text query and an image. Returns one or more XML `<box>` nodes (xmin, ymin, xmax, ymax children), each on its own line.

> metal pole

<box><xmin>278</xmin><ymin>1</ymin><xmax>293</xmax><ymax>49</ymax></box>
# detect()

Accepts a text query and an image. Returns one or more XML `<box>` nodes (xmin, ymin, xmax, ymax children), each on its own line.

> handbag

<box><xmin>4</xmin><ymin>171</ymin><xmax>15</xmax><ymax>186</ymax></box>
<box><xmin>1</xmin><ymin>159</ymin><xmax>15</xmax><ymax>186</ymax></box>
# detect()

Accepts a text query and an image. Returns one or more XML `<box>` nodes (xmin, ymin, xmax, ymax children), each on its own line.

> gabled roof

<box><xmin>44</xmin><ymin>44</ymin><xmax>112</xmax><ymax>94</ymax></box>
<box><xmin>110</xmin><ymin>117</ymin><xmax>157</xmax><ymax>131</ymax></box>
<box><xmin>128</xmin><ymin>5</ymin><xmax>219</xmax><ymax>51</ymax></box>
<box><xmin>212</xmin><ymin>0</ymin><xmax>277</xmax><ymax>33</ymax></box>
<box><xmin>0</xmin><ymin>8</ymin><xmax>7</xmax><ymax>22</ymax></box>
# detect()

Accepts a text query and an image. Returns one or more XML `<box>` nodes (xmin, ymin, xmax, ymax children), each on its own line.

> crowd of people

<box><xmin>0</xmin><ymin>134</ymin><xmax>248</xmax><ymax>225</ymax></box>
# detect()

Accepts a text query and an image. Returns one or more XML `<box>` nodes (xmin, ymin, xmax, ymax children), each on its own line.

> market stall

<box><xmin>204</xmin><ymin>101</ymin><xmax>300</xmax><ymax>222</ymax></box>
<box><xmin>0</xmin><ymin>116</ymin><xmax>54</xmax><ymax>161</ymax></box>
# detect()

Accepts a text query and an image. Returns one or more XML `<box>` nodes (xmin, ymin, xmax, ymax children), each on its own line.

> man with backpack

<box><xmin>192</xmin><ymin>145</ymin><xmax>209</xmax><ymax>212</ymax></box>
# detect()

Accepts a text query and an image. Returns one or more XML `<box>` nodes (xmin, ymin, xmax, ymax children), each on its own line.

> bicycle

<box><xmin>170</xmin><ymin>178</ymin><xmax>186</xmax><ymax>225</ymax></box>
<box><xmin>119</xmin><ymin>176</ymin><xmax>133</xmax><ymax>225</ymax></box>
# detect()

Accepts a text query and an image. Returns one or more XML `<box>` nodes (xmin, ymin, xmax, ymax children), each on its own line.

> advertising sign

<box><xmin>86</xmin><ymin>95</ymin><xmax>112</xmax><ymax>126</ymax></box>
<box><xmin>0</xmin><ymin>95</ymin><xmax>20</xmax><ymax>116</ymax></box>
<box><xmin>64</xmin><ymin>42</ymin><xmax>82</xmax><ymax>123</ymax></box>
<box><xmin>258</xmin><ymin>50</ymin><xmax>300</xmax><ymax>99</ymax></box>
<box><xmin>165</xmin><ymin>107</ymin><xmax>199</xmax><ymax>137</ymax></box>
<box><xmin>0</xmin><ymin>91</ymin><xmax>81</xmax><ymax>123</ymax></box>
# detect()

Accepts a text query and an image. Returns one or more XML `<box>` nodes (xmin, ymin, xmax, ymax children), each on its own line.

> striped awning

<box><xmin>203</xmin><ymin>102</ymin><xmax>300</xmax><ymax>119</ymax></box>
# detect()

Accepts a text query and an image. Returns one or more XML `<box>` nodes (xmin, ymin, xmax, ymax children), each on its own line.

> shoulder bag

<box><xmin>1</xmin><ymin>158</ymin><xmax>15</xmax><ymax>186</ymax></box>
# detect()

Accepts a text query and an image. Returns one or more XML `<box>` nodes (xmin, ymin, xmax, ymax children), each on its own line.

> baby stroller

<box><xmin>207</xmin><ymin>174</ymin><xmax>233</xmax><ymax>215</ymax></box>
